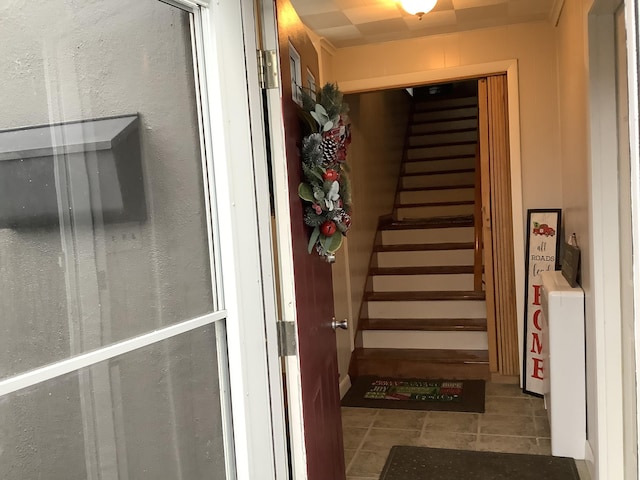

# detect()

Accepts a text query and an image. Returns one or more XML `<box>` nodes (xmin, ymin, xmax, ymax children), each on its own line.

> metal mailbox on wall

<box><xmin>0</xmin><ymin>114</ymin><xmax>146</xmax><ymax>228</ymax></box>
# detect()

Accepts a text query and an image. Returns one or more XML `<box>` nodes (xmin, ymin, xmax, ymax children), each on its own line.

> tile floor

<box><xmin>342</xmin><ymin>382</ymin><xmax>591</xmax><ymax>480</ymax></box>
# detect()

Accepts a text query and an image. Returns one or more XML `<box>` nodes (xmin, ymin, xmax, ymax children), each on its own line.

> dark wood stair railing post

<box><xmin>473</xmin><ymin>145</ymin><xmax>483</xmax><ymax>292</ymax></box>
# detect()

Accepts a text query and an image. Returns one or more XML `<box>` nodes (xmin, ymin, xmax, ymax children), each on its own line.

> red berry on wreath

<box><xmin>320</xmin><ymin>221</ymin><xmax>337</xmax><ymax>236</ymax></box>
<box><xmin>322</xmin><ymin>169</ymin><xmax>339</xmax><ymax>182</ymax></box>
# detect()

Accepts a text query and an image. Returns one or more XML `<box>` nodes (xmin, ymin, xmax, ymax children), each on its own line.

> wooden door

<box><xmin>478</xmin><ymin>75</ymin><xmax>519</xmax><ymax>378</ymax></box>
<box><xmin>274</xmin><ymin>1</ymin><xmax>346</xmax><ymax>479</ymax></box>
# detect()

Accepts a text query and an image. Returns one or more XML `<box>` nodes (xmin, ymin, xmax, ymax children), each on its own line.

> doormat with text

<box><xmin>341</xmin><ymin>376</ymin><xmax>484</xmax><ymax>413</ymax></box>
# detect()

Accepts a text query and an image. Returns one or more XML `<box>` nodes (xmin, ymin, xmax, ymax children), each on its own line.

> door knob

<box><xmin>332</xmin><ymin>318</ymin><xmax>348</xmax><ymax>330</ymax></box>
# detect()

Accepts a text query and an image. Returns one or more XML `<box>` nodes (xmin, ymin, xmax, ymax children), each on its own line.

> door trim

<box><xmin>586</xmin><ymin>0</ymin><xmax>638</xmax><ymax>478</ymax></box>
<box><xmin>200</xmin><ymin>2</ymin><xmax>289</xmax><ymax>478</ymax></box>
<box><xmin>339</xmin><ymin>60</ymin><xmax>526</xmax><ymax>382</ymax></box>
<box><xmin>256</xmin><ymin>1</ymin><xmax>309</xmax><ymax>479</ymax></box>
<box><xmin>624</xmin><ymin>0</ymin><xmax>640</xmax><ymax>477</ymax></box>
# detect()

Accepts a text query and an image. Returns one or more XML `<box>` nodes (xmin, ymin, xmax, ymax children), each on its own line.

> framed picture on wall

<box><xmin>522</xmin><ymin>209</ymin><xmax>562</xmax><ymax>396</ymax></box>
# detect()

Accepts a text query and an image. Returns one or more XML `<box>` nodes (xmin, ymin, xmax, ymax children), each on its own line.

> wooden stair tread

<box><xmin>350</xmin><ymin>349</ymin><xmax>491</xmax><ymax>380</ymax></box>
<box><xmin>370</xmin><ymin>265</ymin><xmax>475</xmax><ymax>275</ymax></box>
<box><xmin>410</xmin><ymin>127</ymin><xmax>477</xmax><ymax>137</ymax></box>
<box><xmin>365</xmin><ymin>291</ymin><xmax>486</xmax><ymax>301</ymax></box>
<box><xmin>408</xmin><ymin>140</ymin><xmax>477</xmax><ymax>150</ymax></box>
<box><xmin>413</xmin><ymin>103</ymin><xmax>478</xmax><ymax>114</ymax></box>
<box><xmin>361</xmin><ymin>318</ymin><xmax>487</xmax><ymax>331</ymax></box>
<box><xmin>395</xmin><ymin>200</ymin><xmax>475</xmax><ymax>208</ymax></box>
<box><xmin>381</xmin><ymin>216</ymin><xmax>474</xmax><ymax>230</ymax></box>
<box><xmin>411</xmin><ymin>116</ymin><xmax>478</xmax><ymax>127</ymax></box>
<box><xmin>401</xmin><ymin>168</ymin><xmax>475</xmax><ymax>177</ymax></box>
<box><xmin>404</xmin><ymin>154</ymin><xmax>476</xmax><ymax>163</ymax></box>
<box><xmin>353</xmin><ymin>347</ymin><xmax>489</xmax><ymax>364</ymax></box>
<box><xmin>399</xmin><ymin>185</ymin><xmax>475</xmax><ymax>192</ymax></box>
<box><xmin>375</xmin><ymin>242</ymin><xmax>474</xmax><ymax>252</ymax></box>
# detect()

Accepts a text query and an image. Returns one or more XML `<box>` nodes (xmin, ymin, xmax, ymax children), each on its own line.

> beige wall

<box><xmin>556</xmin><ymin>0</ymin><xmax>596</xmax><ymax>465</ymax></box>
<box><xmin>332</xmin><ymin>89</ymin><xmax>411</xmax><ymax>386</ymax></box>
<box><xmin>331</xmin><ymin>22</ymin><xmax>564</xmax><ymax>215</ymax></box>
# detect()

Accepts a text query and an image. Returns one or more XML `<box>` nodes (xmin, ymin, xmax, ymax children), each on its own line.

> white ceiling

<box><xmin>290</xmin><ymin>0</ymin><xmax>557</xmax><ymax>48</ymax></box>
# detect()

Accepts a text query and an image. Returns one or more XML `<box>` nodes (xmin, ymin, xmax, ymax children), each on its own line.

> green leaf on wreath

<box><xmin>308</xmin><ymin>226</ymin><xmax>320</xmax><ymax>254</ymax></box>
<box><xmin>298</xmin><ymin>183</ymin><xmax>315</xmax><ymax>202</ymax></box>
<box><xmin>318</xmin><ymin>232</ymin><xmax>343</xmax><ymax>254</ymax></box>
<box><xmin>319</xmin><ymin>233</ymin><xmax>328</xmax><ymax>252</ymax></box>
<box><xmin>309</xmin><ymin>166</ymin><xmax>324</xmax><ymax>182</ymax></box>
<box><xmin>326</xmin><ymin>233</ymin><xmax>343</xmax><ymax>253</ymax></box>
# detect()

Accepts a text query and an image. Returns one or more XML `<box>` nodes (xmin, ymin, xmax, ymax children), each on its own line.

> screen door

<box><xmin>0</xmin><ymin>0</ymin><xmax>234</xmax><ymax>478</ymax></box>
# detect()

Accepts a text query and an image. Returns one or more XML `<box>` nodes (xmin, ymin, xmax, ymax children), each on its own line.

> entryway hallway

<box><xmin>341</xmin><ymin>383</ymin><xmax>591</xmax><ymax>479</ymax></box>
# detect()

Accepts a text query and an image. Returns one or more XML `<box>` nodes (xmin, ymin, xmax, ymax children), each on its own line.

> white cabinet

<box><xmin>540</xmin><ymin>270</ymin><xmax>586</xmax><ymax>459</ymax></box>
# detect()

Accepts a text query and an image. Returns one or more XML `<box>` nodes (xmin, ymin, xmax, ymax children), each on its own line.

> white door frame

<box><xmin>586</xmin><ymin>0</ymin><xmax>640</xmax><ymax>478</ymax></box>
<box><xmin>198</xmin><ymin>1</ymin><xmax>291</xmax><ymax>478</ymax></box>
<box><xmin>625</xmin><ymin>1</ymin><xmax>640</xmax><ymax>477</ymax></box>
<box><xmin>338</xmin><ymin>61</ymin><xmax>527</xmax><ymax>381</ymax></box>
<box><xmin>253</xmin><ymin>1</ymin><xmax>310</xmax><ymax>478</ymax></box>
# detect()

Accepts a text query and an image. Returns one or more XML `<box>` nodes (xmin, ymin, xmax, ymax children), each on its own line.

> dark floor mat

<box><xmin>341</xmin><ymin>376</ymin><xmax>484</xmax><ymax>413</ymax></box>
<box><xmin>380</xmin><ymin>446</ymin><xmax>580</xmax><ymax>480</ymax></box>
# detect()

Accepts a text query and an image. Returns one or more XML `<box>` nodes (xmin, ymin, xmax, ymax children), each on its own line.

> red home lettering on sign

<box><xmin>532</xmin><ymin>357</ymin><xmax>544</xmax><ymax>380</ymax></box>
<box><xmin>530</xmin><ymin>284</ymin><xmax>544</xmax><ymax>381</ymax></box>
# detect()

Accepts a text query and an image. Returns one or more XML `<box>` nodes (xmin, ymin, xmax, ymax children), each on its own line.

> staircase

<box><xmin>349</xmin><ymin>92</ymin><xmax>491</xmax><ymax>381</ymax></box>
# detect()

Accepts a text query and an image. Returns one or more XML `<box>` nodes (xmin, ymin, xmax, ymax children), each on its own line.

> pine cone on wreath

<box><xmin>302</xmin><ymin>133</ymin><xmax>324</xmax><ymax>166</ymax></box>
<box><xmin>321</xmin><ymin>138</ymin><xmax>339</xmax><ymax>165</ymax></box>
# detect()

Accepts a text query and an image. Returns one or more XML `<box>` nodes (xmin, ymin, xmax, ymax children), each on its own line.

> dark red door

<box><xmin>274</xmin><ymin>1</ymin><xmax>346</xmax><ymax>479</ymax></box>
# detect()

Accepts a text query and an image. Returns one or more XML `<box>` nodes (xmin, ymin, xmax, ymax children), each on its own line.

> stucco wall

<box><xmin>0</xmin><ymin>0</ymin><xmax>223</xmax><ymax>477</ymax></box>
<box><xmin>332</xmin><ymin>89</ymin><xmax>411</xmax><ymax>386</ymax></box>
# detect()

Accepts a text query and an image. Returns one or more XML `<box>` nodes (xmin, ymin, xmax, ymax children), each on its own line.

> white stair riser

<box><xmin>404</xmin><ymin>157</ymin><xmax>476</xmax><ymax>174</ymax></box>
<box><xmin>398</xmin><ymin>188</ymin><xmax>475</xmax><ymax>205</ymax></box>
<box><xmin>413</xmin><ymin>107</ymin><xmax>478</xmax><ymax>123</ymax></box>
<box><xmin>376</xmin><ymin>249</ymin><xmax>474</xmax><ymax>267</ymax></box>
<box><xmin>414</xmin><ymin>96</ymin><xmax>477</xmax><ymax>110</ymax></box>
<box><xmin>372</xmin><ymin>274</ymin><xmax>475</xmax><ymax>292</ymax></box>
<box><xmin>402</xmin><ymin>172</ymin><xmax>476</xmax><ymax>189</ymax></box>
<box><xmin>397</xmin><ymin>204</ymin><xmax>475</xmax><ymax>219</ymax></box>
<box><xmin>367</xmin><ymin>300</ymin><xmax>487</xmax><ymax>318</ymax></box>
<box><xmin>409</xmin><ymin>130</ymin><xmax>477</xmax><ymax>147</ymax></box>
<box><xmin>362</xmin><ymin>330</ymin><xmax>488</xmax><ymax>350</ymax></box>
<box><xmin>412</xmin><ymin>119</ymin><xmax>477</xmax><ymax>134</ymax></box>
<box><xmin>382</xmin><ymin>227</ymin><xmax>475</xmax><ymax>245</ymax></box>
<box><xmin>408</xmin><ymin>144</ymin><xmax>476</xmax><ymax>160</ymax></box>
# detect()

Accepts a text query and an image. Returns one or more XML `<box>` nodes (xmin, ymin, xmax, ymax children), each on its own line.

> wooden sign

<box><xmin>561</xmin><ymin>242</ymin><xmax>581</xmax><ymax>288</ymax></box>
<box><xmin>522</xmin><ymin>209</ymin><xmax>562</xmax><ymax>396</ymax></box>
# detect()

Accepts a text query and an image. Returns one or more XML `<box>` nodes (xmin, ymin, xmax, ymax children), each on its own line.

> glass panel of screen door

<box><xmin>0</xmin><ymin>0</ymin><xmax>231</xmax><ymax>478</ymax></box>
<box><xmin>0</xmin><ymin>325</ymin><xmax>227</xmax><ymax>479</ymax></box>
<box><xmin>0</xmin><ymin>0</ymin><xmax>218</xmax><ymax>379</ymax></box>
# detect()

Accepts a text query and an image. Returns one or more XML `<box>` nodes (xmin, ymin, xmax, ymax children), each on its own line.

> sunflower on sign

<box><xmin>297</xmin><ymin>83</ymin><xmax>352</xmax><ymax>262</ymax></box>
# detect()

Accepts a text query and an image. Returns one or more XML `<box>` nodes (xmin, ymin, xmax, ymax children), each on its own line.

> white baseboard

<box><xmin>339</xmin><ymin>374</ymin><xmax>352</xmax><ymax>399</ymax></box>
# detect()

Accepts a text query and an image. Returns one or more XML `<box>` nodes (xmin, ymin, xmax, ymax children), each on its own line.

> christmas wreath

<box><xmin>297</xmin><ymin>83</ymin><xmax>352</xmax><ymax>262</ymax></box>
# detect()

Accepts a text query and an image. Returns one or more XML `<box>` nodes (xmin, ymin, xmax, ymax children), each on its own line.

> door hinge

<box><xmin>277</xmin><ymin>321</ymin><xmax>297</xmax><ymax>357</ymax></box>
<box><xmin>258</xmin><ymin>49</ymin><xmax>279</xmax><ymax>90</ymax></box>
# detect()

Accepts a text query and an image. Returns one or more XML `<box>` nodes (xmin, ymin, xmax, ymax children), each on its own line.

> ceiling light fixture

<box><xmin>400</xmin><ymin>0</ymin><xmax>437</xmax><ymax>19</ymax></box>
